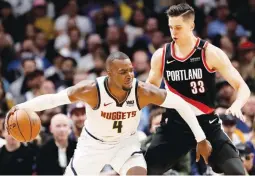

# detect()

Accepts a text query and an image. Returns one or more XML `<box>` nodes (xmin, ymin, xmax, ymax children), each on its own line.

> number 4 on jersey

<box><xmin>113</xmin><ymin>121</ymin><xmax>123</xmax><ymax>133</ymax></box>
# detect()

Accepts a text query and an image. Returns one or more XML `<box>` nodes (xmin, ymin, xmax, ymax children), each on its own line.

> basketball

<box><xmin>7</xmin><ymin>109</ymin><xmax>41</xmax><ymax>142</ymax></box>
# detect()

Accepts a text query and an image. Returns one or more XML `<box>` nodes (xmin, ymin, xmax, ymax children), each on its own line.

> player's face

<box><xmin>168</xmin><ymin>16</ymin><xmax>194</xmax><ymax>42</ymax></box>
<box><xmin>109</xmin><ymin>59</ymin><xmax>134</xmax><ymax>91</ymax></box>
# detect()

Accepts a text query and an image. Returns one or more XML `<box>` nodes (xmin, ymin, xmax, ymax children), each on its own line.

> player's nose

<box><xmin>172</xmin><ymin>30</ymin><xmax>178</xmax><ymax>36</ymax></box>
<box><xmin>127</xmin><ymin>72</ymin><xmax>133</xmax><ymax>79</ymax></box>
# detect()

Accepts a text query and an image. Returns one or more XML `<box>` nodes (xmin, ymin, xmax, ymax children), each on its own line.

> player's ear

<box><xmin>191</xmin><ymin>22</ymin><xmax>195</xmax><ymax>31</ymax></box>
<box><xmin>106</xmin><ymin>69</ymin><xmax>112</xmax><ymax>76</ymax></box>
<box><xmin>105</xmin><ymin>64</ymin><xmax>111</xmax><ymax>76</ymax></box>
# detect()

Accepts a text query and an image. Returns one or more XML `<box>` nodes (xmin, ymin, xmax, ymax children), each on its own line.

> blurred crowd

<box><xmin>0</xmin><ymin>0</ymin><xmax>254</xmax><ymax>175</ymax></box>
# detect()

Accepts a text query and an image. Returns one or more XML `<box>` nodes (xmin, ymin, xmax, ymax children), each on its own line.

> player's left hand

<box><xmin>225</xmin><ymin>104</ymin><xmax>245</xmax><ymax>122</ymax></box>
<box><xmin>196</xmin><ymin>139</ymin><xmax>212</xmax><ymax>164</ymax></box>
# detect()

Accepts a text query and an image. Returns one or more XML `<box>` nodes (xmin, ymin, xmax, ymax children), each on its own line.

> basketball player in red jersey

<box><xmin>145</xmin><ymin>3</ymin><xmax>250</xmax><ymax>175</ymax></box>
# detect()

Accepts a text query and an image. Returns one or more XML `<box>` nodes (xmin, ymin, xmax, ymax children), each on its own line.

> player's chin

<box><xmin>122</xmin><ymin>86</ymin><xmax>132</xmax><ymax>91</ymax></box>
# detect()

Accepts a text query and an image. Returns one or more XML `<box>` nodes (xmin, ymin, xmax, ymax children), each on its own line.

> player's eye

<box><xmin>119</xmin><ymin>71</ymin><xmax>126</xmax><ymax>75</ymax></box>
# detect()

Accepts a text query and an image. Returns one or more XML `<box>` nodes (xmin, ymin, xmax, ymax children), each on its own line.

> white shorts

<box><xmin>64</xmin><ymin>129</ymin><xmax>147</xmax><ymax>175</ymax></box>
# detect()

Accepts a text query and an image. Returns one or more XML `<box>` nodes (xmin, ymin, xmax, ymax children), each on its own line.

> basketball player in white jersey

<box><xmin>6</xmin><ymin>51</ymin><xmax>212</xmax><ymax>175</ymax></box>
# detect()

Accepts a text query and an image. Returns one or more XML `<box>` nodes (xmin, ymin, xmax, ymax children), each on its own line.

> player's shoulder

<box><xmin>150</xmin><ymin>46</ymin><xmax>166</xmax><ymax>71</ymax></box>
<box><xmin>68</xmin><ymin>79</ymin><xmax>98</xmax><ymax>102</ymax></box>
<box><xmin>151</xmin><ymin>46</ymin><xmax>164</xmax><ymax>60</ymax></box>
<box><xmin>204</xmin><ymin>42</ymin><xmax>230</xmax><ymax>69</ymax></box>
<box><xmin>74</xmin><ymin>80</ymin><xmax>97</xmax><ymax>92</ymax></box>
<box><xmin>204</xmin><ymin>42</ymin><xmax>226</xmax><ymax>61</ymax></box>
<box><xmin>205</xmin><ymin>42</ymin><xmax>223</xmax><ymax>55</ymax></box>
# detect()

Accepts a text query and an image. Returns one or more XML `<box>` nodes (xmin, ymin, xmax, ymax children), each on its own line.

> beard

<box><xmin>122</xmin><ymin>86</ymin><xmax>132</xmax><ymax>91</ymax></box>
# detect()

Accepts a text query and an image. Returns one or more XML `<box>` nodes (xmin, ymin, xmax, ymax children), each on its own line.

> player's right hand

<box><xmin>196</xmin><ymin>139</ymin><xmax>212</xmax><ymax>164</ymax></box>
<box><xmin>5</xmin><ymin>106</ymin><xmax>18</xmax><ymax>134</ymax></box>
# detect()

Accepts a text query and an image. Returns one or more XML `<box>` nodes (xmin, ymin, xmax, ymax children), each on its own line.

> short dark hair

<box><xmin>166</xmin><ymin>3</ymin><xmax>194</xmax><ymax>20</ymax></box>
<box><xmin>106</xmin><ymin>51</ymin><xmax>130</xmax><ymax>70</ymax></box>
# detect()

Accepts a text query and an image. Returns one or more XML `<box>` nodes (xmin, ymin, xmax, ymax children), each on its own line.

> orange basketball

<box><xmin>7</xmin><ymin>109</ymin><xmax>41</xmax><ymax>142</ymax></box>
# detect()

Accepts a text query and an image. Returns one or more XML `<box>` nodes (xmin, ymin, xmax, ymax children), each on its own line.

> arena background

<box><xmin>0</xmin><ymin>0</ymin><xmax>254</xmax><ymax>175</ymax></box>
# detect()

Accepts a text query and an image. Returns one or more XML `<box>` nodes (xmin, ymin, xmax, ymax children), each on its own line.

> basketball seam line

<box><xmin>24</xmin><ymin>109</ymin><xmax>32</xmax><ymax>142</ymax></box>
<box><xmin>16</xmin><ymin>110</ymin><xmax>26</xmax><ymax>142</ymax></box>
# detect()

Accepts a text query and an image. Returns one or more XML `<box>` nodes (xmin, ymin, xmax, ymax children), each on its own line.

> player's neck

<box><xmin>175</xmin><ymin>35</ymin><xmax>197</xmax><ymax>48</ymax></box>
<box><xmin>5</xmin><ymin>142</ymin><xmax>21</xmax><ymax>152</ymax></box>
<box><xmin>107</xmin><ymin>78</ymin><xmax>128</xmax><ymax>102</ymax></box>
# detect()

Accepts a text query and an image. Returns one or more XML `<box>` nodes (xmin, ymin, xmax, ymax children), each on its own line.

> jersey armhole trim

<box><xmin>135</xmin><ymin>80</ymin><xmax>141</xmax><ymax>110</ymax></box>
<box><xmin>202</xmin><ymin>42</ymin><xmax>216</xmax><ymax>73</ymax></box>
<box><xmin>93</xmin><ymin>79</ymin><xmax>101</xmax><ymax>110</ymax></box>
<box><xmin>160</xmin><ymin>44</ymin><xmax>166</xmax><ymax>76</ymax></box>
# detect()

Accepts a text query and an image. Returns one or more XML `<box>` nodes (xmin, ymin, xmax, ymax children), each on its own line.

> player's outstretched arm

<box><xmin>138</xmin><ymin>81</ymin><xmax>212</xmax><ymax>163</ymax></box>
<box><xmin>13</xmin><ymin>80</ymin><xmax>98</xmax><ymax>112</ymax></box>
<box><xmin>146</xmin><ymin>47</ymin><xmax>164</xmax><ymax>87</ymax></box>
<box><xmin>138</xmin><ymin>81</ymin><xmax>206</xmax><ymax>142</ymax></box>
<box><xmin>205</xmin><ymin>44</ymin><xmax>251</xmax><ymax>120</ymax></box>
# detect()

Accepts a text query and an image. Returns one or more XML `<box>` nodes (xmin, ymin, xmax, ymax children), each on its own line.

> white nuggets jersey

<box><xmin>84</xmin><ymin>76</ymin><xmax>141</xmax><ymax>142</ymax></box>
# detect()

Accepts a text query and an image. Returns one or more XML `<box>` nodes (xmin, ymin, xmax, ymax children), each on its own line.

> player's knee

<box><xmin>126</xmin><ymin>166</ymin><xmax>147</xmax><ymax>175</ymax></box>
<box><xmin>221</xmin><ymin>158</ymin><xmax>245</xmax><ymax>175</ymax></box>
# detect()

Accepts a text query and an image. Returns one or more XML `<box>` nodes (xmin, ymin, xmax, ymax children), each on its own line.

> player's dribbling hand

<box><xmin>196</xmin><ymin>139</ymin><xmax>212</xmax><ymax>164</ymax></box>
<box><xmin>5</xmin><ymin>106</ymin><xmax>18</xmax><ymax>134</ymax></box>
<box><xmin>225</xmin><ymin>104</ymin><xmax>245</xmax><ymax>122</ymax></box>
